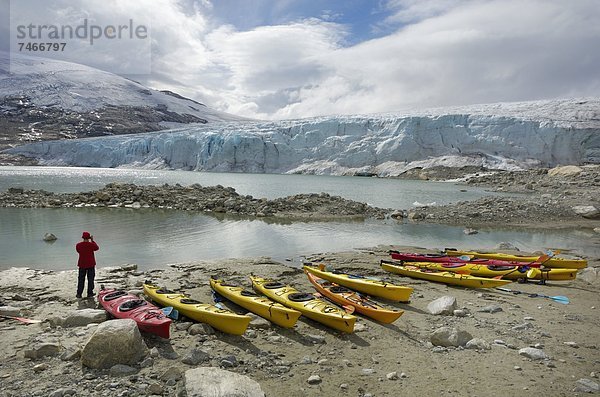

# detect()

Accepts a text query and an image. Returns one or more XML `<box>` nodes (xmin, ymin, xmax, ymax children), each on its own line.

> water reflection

<box><xmin>0</xmin><ymin>207</ymin><xmax>596</xmax><ymax>271</ymax></box>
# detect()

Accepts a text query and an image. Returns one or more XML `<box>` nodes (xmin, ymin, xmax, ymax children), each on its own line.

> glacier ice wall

<box><xmin>7</xmin><ymin>99</ymin><xmax>599</xmax><ymax>176</ymax></box>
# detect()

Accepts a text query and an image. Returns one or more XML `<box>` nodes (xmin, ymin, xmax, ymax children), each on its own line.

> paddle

<box><xmin>0</xmin><ymin>315</ymin><xmax>42</xmax><ymax>324</ymax></box>
<box><xmin>496</xmin><ymin>287</ymin><xmax>569</xmax><ymax>304</ymax></box>
<box><xmin>161</xmin><ymin>306</ymin><xmax>179</xmax><ymax>320</ymax></box>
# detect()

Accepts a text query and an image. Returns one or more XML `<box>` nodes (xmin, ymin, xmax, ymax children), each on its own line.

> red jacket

<box><xmin>76</xmin><ymin>241</ymin><xmax>99</xmax><ymax>268</ymax></box>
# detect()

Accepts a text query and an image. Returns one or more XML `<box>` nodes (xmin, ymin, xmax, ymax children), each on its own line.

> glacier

<box><xmin>6</xmin><ymin>98</ymin><xmax>599</xmax><ymax>176</ymax></box>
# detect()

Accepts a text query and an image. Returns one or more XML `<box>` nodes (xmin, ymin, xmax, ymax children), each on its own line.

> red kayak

<box><xmin>98</xmin><ymin>288</ymin><xmax>171</xmax><ymax>339</ymax></box>
<box><xmin>389</xmin><ymin>251</ymin><xmax>544</xmax><ymax>268</ymax></box>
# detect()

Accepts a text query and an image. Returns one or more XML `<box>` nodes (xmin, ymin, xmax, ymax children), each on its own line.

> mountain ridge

<box><xmin>0</xmin><ymin>51</ymin><xmax>247</xmax><ymax>162</ymax></box>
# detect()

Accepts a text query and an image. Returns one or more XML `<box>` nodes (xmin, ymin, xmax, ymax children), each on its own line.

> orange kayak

<box><xmin>305</xmin><ymin>270</ymin><xmax>403</xmax><ymax>324</ymax></box>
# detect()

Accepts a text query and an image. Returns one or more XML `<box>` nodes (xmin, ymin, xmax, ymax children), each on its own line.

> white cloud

<box><xmin>5</xmin><ymin>0</ymin><xmax>600</xmax><ymax>119</ymax></box>
<box><xmin>235</xmin><ymin>0</ymin><xmax>600</xmax><ymax>119</ymax></box>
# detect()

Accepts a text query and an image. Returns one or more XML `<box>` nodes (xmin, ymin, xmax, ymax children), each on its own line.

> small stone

<box><xmin>466</xmin><ymin>338</ymin><xmax>491</xmax><ymax>350</ymax></box>
<box><xmin>300</xmin><ymin>356</ymin><xmax>313</xmax><ymax>365</ymax></box>
<box><xmin>146</xmin><ymin>382</ymin><xmax>164</xmax><ymax>395</ymax></box>
<box><xmin>248</xmin><ymin>315</ymin><xmax>272</xmax><ymax>330</ymax></box>
<box><xmin>149</xmin><ymin>347</ymin><xmax>160</xmax><ymax>358</ymax></box>
<box><xmin>575</xmin><ymin>378</ymin><xmax>600</xmax><ymax>393</ymax></box>
<box><xmin>495</xmin><ymin>242</ymin><xmax>520</xmax><ymax>251</ymax></box>
<box><xmin>307</xmin><ymin>375</ymin><xmax>322</xmax><ymax>385</ymax></box>
<box><xmin>563</xmin><ymin>341</ymin><xmax>579</xmax><ymax>348</ymax></box>
<box><xmin>518</xmin><ymin>347</ymin><xmax>548</xmax><ymax>360</ymax></box>
<box><xmin>175</xmin><ymin>322</ymin><xmax>192</xmax><ymax>331</ymax></box>
<box><xmin>361</xmin><ymin>368</ymin><xmax>376</xmax><ymax>375</ymax></box>
<box><xmin>453</xmin><ymin>309</ymin><xmax>467</xmax><ymax>317</ymax></box>
<box><xmin>340</xmin><ymin>383</ymin><xmax>349</xmax><ymax>389</ymax></box>
<box><xmin>109</xmin><ymin>364</ymin><xmax>138</xmax><ymax>377</ymax></box>
<box><xmin>43</xmin><ymin>233</ymin><xmax>57</xmax><ymax>241</ymax></box>
<box><xmin>305</xmin><ymin>334</ymin><xmax>326</xmax><ymax>344</ymax></box>
<box><xmin>386</xmin><ymin>371</ymin><xmax>399</xmax><ymax>380</ymax></box>
<box><xmin>512</xmin><ymin>323</ymin><xmax>533</xmax><ymax>331</ymax></box>
<box><xmin>478</xmin><ymin>305</ymin><xmax>502</xmax><ymax>314</ymax></box>
<box><xmin>181</xmin><ymin>349</ymin><xmax>210</xmax><ymax>366</ymax></box>
<box><xmin>514</xmin><ymin>366</ymin><xmax>522</xmax><ymax>371</ymax></box>
<box><xmin>33</xmin><ymin>363</ymin><xmax>49</xmax><ymax>372</ymax></box>
<box><xmin>354</xmin><ymin>323</ymin><xmax>367</xmax><ymax>332</ymax></box>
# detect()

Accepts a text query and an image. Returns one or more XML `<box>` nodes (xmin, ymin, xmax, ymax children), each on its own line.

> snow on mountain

<box><xmin>8</xmin><ymin>98</ymin><xmax>599</xmax><ymax>175</ymax></box>
<box><xmin>0</xmin><ymin>51</ymin><xmax>247</xmax><ymax>161</ymax></box>
<box><xmin>0</xmin><ymin>51</ymin><xmax>244</xmax><ymax>122</ymax></box>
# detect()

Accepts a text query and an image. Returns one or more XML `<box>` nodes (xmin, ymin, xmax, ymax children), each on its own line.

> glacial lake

<box><xmin>0</xmin><ymin>166</ymin><xmax>597</xmax><ymax>270</ymax></box>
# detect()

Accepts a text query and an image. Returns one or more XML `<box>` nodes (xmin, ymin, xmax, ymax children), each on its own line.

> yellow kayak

<box><xmin>380</xmin><ymin>260</ymin><xmax>513</xmax><ymax>288</ymax></box>
<box><xmin>250</xmin><ymin>276</ymin><xmax>356</xmax><ymax>333</ymax></box>
<box><xmin>210</xmin><ymin>278</ymin><xmax>301</xmax><ymax>328</ymax></box>
<box><xmin>404</xmin><ymin>261</ymin><xmax>577</xmax><ymax>281</ymax></box>
<box><xmin>303</xmin><ymin>265</ymin><xmax>413</xmax><ymax>302</ymax></box>
<box><xmin>444</xmin><ymin>248</ymin><xmax>587</xmax><ymax>269</ymax></box>
<box><xmin>143</xmin><ymin>284</ymin><xmax>251</xmax><ymax>335</ymax></box>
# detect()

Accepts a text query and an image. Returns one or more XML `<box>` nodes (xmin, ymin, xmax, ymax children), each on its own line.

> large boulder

<box><xmin>548</xmin><ymin>165</ymin><xmax>583</xmax><ymax>177</ymax></box>
<box><xmin>430</xmin><ymin>327</ymin><xmax>473</xmax><ymax>347</ymax></box>
<box><xmin>572</xmin><ymin>205</ymin><xmax>600</xmax><ymax>219</ymax></box>
<box><xmin>427</xmin><ymin>296</ymin><xmax>457</xmax><ymax>315</ymax></box>
<box><xmin>577</xmin><ymin>267</ymin><xmax>598</xmax><ymax>284</ymax></box>
<box><xmin>81</xmin><ymin>319</ymin><xmax>148</xmax><ymax>369</ymax></box>
<box><xmin>61</xmin><ymin>309</ymin><xmax>107</xmax><ymax>328</ymax></box>
<box><xmin>518</xmin><ymin>347</ymin><xmax>548</xmax><ymax>360</ymax></box>
<box><xmin>0</xmin><ymin>306</ymin><xmax>22</xmax><ymax>316</ymax></box>
<box><xmin>24</xmin><ymin>343</ymin><xmax>62</xmax><ymax>359</ymax></box>
<box><xmin>182</xmin><ymin>367</ymin><xmax>265</xmax><ymax>397</ymax></box>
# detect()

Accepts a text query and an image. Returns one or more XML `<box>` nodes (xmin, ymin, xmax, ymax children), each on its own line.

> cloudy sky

<box><xmin>3</xmin><ymin>0</ymin><xmax>600</xmax><ymax>119</ymax></box>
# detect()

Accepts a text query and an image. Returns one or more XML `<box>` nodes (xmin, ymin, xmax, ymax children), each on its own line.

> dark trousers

<box><xmin>77</xmin><ymin>267</ymin><xmax>96</xmax><ymax>297</ymax></box>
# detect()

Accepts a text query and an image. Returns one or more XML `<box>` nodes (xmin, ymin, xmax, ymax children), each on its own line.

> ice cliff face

<box><xmin>7</xmin><ymin>98</ymin><xmax>600</xmax><ymax>175</ymax></box>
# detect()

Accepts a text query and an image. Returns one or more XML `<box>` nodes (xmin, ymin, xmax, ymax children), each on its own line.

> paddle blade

<box><xmin>161</xmin><ymin>307</ymin><xmax>179</xmax><ymax>320</ymax></box>
<box><xmin>342</xmin><ymin>304</ymin><xmax>356</xmax><ymax>314</ymax></box>
<box><xmin>0</xmin><ymin>315</ymin><xmax>41</xmax><ymax>324</ymax></box>
<box><xmin>551</xmin><ymin>296</ymin><xmax>569</xmax><ymax>305</ymax></box>
<box><xmin>526</xmin><ymin>268</ymin><xmax>539</xmax><ymax>279</ymax></box>
<box><xmin>533</xmin><ymin>254</ymin><xmax>550</xmax><ymax>265</ymax></box>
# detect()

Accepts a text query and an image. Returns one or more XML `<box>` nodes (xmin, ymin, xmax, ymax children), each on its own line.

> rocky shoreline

<box><xmin>0</xmin><ymin>182</ymin><xmax>389</xmax><ymax>221</ymax></box>
<box><xmin>1</xmin><ymin>165</ymin><xmax>600</xmax><ymax>231</ymax></box>
<box><xmin>1</xmin><ymin>246</ymin><xmax>598</xmax><ymax>397</ymax></box>
<box><xmin>406</xmin><ymin>165</ymin><xmax>600</xmax><ymax>230</ymax></box>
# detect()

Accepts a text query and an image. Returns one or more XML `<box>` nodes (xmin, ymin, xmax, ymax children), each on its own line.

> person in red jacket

<box><xmin>76</xmin><ymin>231</ymin><xmax>99</xmax><ymax>298</ymax></box>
